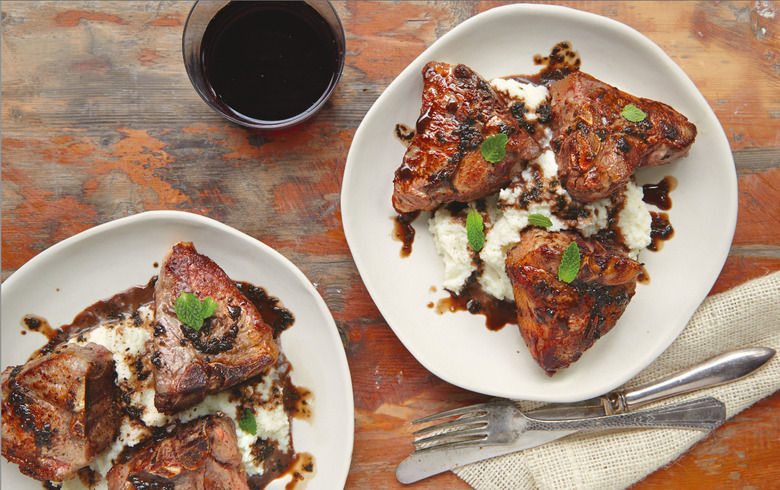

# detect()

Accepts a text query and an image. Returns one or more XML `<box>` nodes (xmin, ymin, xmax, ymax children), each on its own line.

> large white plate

<box><xmin>0</xmin><ymin>211</ymin><xmax>354</xmax><ymax>489</ymax></box>
<box><xmin>341</xmin><ymin>4</ymin><xmax>737</xmax><ymax>402</ymax></box>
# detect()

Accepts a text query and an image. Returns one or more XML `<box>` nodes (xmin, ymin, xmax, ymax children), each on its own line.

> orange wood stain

<box><xmin>54</xmin><ymin>10</ymin><xmax>129</xmax><ymax>27</ymax></box>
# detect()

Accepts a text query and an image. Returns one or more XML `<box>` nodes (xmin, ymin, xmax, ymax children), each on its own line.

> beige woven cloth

<box><xmin>454</xmin><ymin>271</ymin><xmax>780</xmax><ymax>490</ymax></box>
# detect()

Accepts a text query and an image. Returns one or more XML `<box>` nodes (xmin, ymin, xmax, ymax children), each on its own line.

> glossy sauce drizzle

<box><xmin>533</xmin><ymin>40</ymin><xmax>582</xmax><ymax>84</ymax></box>
<box><xmin>648</xmin><ymin>212</ymin><xmax>674</xmax><ymax>252</ymax></box>
<box><xmin>433</xmin><ymin>277</ymin><xmax>517</xmax><ymax>331</ymax></box>
<box><xmin>392</xmin><ymin>211</ymin><xmax>420</xmax><ymax>258</ymax></box>
<box><xmin>25</xmin><ymin>278</ymin><xmax>156</xmax><ymax>361</ymax></box>
<box><xmin>642</xmin><ymin>176</ymin><xmax>677</xmax><ymax>211</ymax></box>
<box><xmin>642</xmin><ymin>176</ymin><xmax>677</xmax><ymax>252</ymax></box>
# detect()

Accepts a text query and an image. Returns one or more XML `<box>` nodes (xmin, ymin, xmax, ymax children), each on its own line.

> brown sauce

<box><xmin>237</xmin><ymin>282</ymin><xmax>295</xmax><ymax>338</ymax></box>
<box><xmin>246</xmin><ymin>355</ymin><xmax>312</xmax><ymax>489</ymax></box>
<box><xmin>25</xmin><ymin>278</ymin><xmax>156</xmax><ymax>361</ymax></box>
<box><xmin>249</xmin><ymin>451</ymin><xmax>315</xmax><ymax>489</ymax></box>
<box><xmin>648</xmin><ymin>211</ymin><xmax>674</xmax><ymax>251</ymax></box>
<box><xmin>392</xmin><ymin>211</ymin><xmax>420</xmax><ymax>257</ymax></box>
<box><xmin>21</xmin><ymin>315</ymin><xmax>55</xmax><ymax>340</ymax></box>
<box><xmin>642</xmin><ymin>176</ymin><xmax>677</xmax><ymax>210</ymax></box>
<box><xmin>20</xmin><ymin>276</ymin><xmax>308</xmax><ymax>489</ymax></box>
<box><xmin>508</xmin><ymin>40</ymin><xmax>581</xmax><ymax>86</ymax></box>
<box><xmin>394</xmin><ymin>123</ymin><xmax>415</xmax><ymax>145</ymax></box>
<box><xmin>434</xmin><ymin>278</ymin><xmax>517</xmax><ymax>331</ymax></box>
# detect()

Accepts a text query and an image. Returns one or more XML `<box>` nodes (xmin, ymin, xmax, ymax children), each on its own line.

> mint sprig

<box><xmin>528</xmin><ymin>213</ymin><xmax>553</xmax><ymax>228</ymax></box>
<box><xmin>558</xmin><ymin>242</ymin><xmax>581</xmax><ymax>283</ymax></box>
<box><xmin>174</xmin><ymin>292</ymin><xmax>218</xmax><ymax>331</ymax></box>
<box><xmin>481</xmin><ymin>133</ymin><xmax>508</xmax><ymax>163</ymax></box>
<box><xmin>466</xmin><ymin>209</ymin><xmax>485</xmax><ymax>252</ymax></box>
<box><xmin>621</xmin><ymin>104</ymin><xmax>646</xmax><ymax>122</ymax></box>
<box><xmin>238</xmin><ymin>408</ymin><xmax>257</xmax><ymax>435</ymax></box>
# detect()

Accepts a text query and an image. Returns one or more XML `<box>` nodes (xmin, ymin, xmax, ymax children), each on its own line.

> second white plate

<box><xmin>1</xmin><ymin>211</ymin><xmax>354</xmax><ymax>489</ymax></box>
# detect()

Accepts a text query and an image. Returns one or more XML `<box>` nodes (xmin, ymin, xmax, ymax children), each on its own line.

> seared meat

<box><xmin>153</xmin><ymin>242</ymin><xmax>278</xmax><ymax>413</ymax></box>
<box><xmin>392</xmin><ymin>61</ymin><xmax>541</xmax><ymax>213</ymax></box>
<box><xmin>506</xmin><ymin>228</ymin><xmax>644</xmax><ymax>375</ymax></box>
<box><xmin>106</xmin><ymin>415</ymin><xmax>249</xmax><ymax>490</ymax></box>
<box><xmin>1</xmin><ymin>342</ymin><xmax>119</xmax><ymax>482</ymax></box>
<box><xmin>550</xmin><ymin>71</ymin><xmax>697</xmax><ymax>202</ymax></box>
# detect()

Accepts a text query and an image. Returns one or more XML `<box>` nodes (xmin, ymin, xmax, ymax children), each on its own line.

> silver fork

<box><xmin>411</xmin><ymin>396</ymin><xmax>725</xmax><ymax>451</ymax></box>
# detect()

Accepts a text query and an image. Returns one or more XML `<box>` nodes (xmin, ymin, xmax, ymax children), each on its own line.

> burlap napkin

<box><xmin>454</xmin><ymin>271</ymin><xmax>780</xmax><ymax>490</ymax></box>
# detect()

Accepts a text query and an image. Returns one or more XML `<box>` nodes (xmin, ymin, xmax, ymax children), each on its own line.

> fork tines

<box><xmin>410</xmin><ymin>403</ymin><xmax>492</xmax><ymax>450</ymax></box>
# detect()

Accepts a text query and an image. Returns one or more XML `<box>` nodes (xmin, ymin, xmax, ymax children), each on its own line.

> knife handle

<box><xmin>526</xmin><ymin>396</ymin><xmax>726</xmax><ymax>432</ymax></box>
<box><xmin>618</xmin><ymin>346</ymin><xmax>775</xmax><ymax>412</ymax></box>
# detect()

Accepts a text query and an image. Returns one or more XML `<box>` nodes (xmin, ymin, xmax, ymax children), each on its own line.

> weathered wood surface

<box><xmin>1</xmin><ymin>1</ymin><xmax>778</xmax><ymax>489</ymax></box>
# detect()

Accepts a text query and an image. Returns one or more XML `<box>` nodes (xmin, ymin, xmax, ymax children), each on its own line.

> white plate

<box><xmin>0</xmin><ymin>211</ymin><xmax>354</xmax><ymax>489</ymax></box>
<box><xmin>341</xmin><ymin>4</ymin><xmax>737</xmax><ymax>402</ymax></box>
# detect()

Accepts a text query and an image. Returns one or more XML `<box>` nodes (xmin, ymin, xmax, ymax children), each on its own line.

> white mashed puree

<box><xmin>429</xmin><ymin>79</ymin><xmax>652</xmax><ymax>301</ymax></box>
<box><xmin>63</xmin><ymin>306</ymin><xmax>289</xmax><ymax>489</ymax></box>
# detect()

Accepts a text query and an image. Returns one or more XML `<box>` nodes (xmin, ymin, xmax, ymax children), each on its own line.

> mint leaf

<box><xmin>174</xmin><ymin>292</ymin><xmax>218</xmax><ymax>331</ymax></box>
<box><xmin>621</xmin><ymin>104</ymin><xmax>646</xmax><ymax>122</ymax></box>
<box><xmin>201</xmin><ymin>297</ymin><xmax>218</xmax><ymax>319</ymax></box>
<box><xmin>466</xmin><ymin>209</ymin><xmax>485</xmax><ymax>252</ymax></box>
<box><xmin>528</xmin><ymin>213</ymin><xmax>553</xmax><ymax>228</ymax></box>
<box><xmin>558</xmin><ymin>242</ymin><xmax>581</xmax><ymax>283</ymax></box>
<box><xmin>238</xmin><ymin>408</ymin><xmax>257</xmax><ymax>435</ymax></box>
<box><xmin>481</xmin><ymin>133</ymin><xmax>508</xmax><ymax>163</ymax></box>
<box><xmin>175</xmin><ymin>293</ymin><xmax>205</xmax><ymax>330</ymax></box>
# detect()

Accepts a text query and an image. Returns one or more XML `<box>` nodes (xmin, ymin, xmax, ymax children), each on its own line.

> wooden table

<box><xmin>2</xmin><ymin>1</ymin><xmax>778</xmax><ymax>488</ymax></box>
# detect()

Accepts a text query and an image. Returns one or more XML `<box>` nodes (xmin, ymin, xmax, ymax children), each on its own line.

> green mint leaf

<box><xmin>621</xmin><ymin>104</ymin><xmax>646</xmax><ymax>122</ymax></box>
<box><xmin>528</xmin><ymin>213</ymin><xmax>553</xmax><ymax>228</ymax></box>
<box><xmin>466</xmin><ymin>209</ymin><xmax>485</xmax><ymax>252</ymax></box>
<box><xmin>480</xmin><ymin>133</ymin><xmax>508</xmax><ymax>163</ymax></box>
<box><xmin>238</xmin><ymin>408</ymin><xmax>257</xmax><ymax>435</ymax></box>
<box><xmin>175</xmin><ymin>292</ymin><xmax>205</xmax><ymax>331</ymax></box>
<box><xmin>558</xmin><ymin>242</ymin><xmax>581</xmax><ymax>283</ymax></box>
<box><xmin>174</xmin><ymin>292</ymin><xmax>218</xmax><ymax>331</ymax></box>
<box><xmin>201</xmin><ymin>297</ymin><xmax>218</xmax><ymax>320</ymax></box>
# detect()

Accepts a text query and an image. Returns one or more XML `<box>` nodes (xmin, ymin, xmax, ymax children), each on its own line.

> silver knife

<box><xmin>396</xmin><ymin>346</ymin><xmax>775</xmax><ymax>484</ymax></box>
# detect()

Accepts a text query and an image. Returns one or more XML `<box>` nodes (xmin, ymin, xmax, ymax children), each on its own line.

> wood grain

<box><xmin>1</xmin><ymin>2</ymin><xmax>778</xmax><ymax>489</ymax></box>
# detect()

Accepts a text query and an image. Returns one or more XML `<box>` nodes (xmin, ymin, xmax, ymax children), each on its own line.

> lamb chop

<box><xmin>1</xmin><ymin>342</ymin><xmax>119</xmax><ymax>482</ymax></box>
<box><xmin>106</xmin><ymin>415</ymin><xmax>249</xmax><ymax>490</ymax></box>
<box><xmin>392</xmin><ymin>61</ymin><xmax>541</xmax><ymax>213</ymax></box>
<box><xmin>152</xmin><ymin>242</ymin><xmax>278</xmax><ymax>413</ymax></box>
<box><xmin>549</xmin><ymin>71</ymin><xmax>697</xmax><ymax>202</ymax></box>
<box><xmin>506</xmin><ymin>228</ymin><xmax>644</xmax><ymax>375</ymax></box>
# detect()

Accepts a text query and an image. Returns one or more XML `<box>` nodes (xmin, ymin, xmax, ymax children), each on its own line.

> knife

<box><xmin>396</xmin><ymin>346</ymin><xmax>775</xmax><ymax>484</ymax></box>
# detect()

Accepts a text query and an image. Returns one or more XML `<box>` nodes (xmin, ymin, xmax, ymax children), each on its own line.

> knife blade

<box><xmin>397</xmin><ymin>430</ymin><xmax>574</xmax><ymax>484</ymax></box>
<box><xmin>396</xmin><ymin>346</ymin><xmax>775</xmax><ymax>484</ymax></box>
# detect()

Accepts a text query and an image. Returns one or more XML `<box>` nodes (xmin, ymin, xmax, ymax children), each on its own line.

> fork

<box><xmin>411</xmin><ymin>396</ymin><xmax>725</xmax><ymax>451</ymax></box>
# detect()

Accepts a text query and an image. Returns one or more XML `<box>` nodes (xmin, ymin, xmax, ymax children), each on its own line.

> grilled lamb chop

<box><xmin>550</xmin><ymin>71</ymin><xmax>697</xmax><ymax>202</ymax></box>
<box><xmin>506</xmin><ymin>228</ymin><xmax>644</xmax><ymax>375</ymax></box>
<box><xmin>392</xmin><ymin>61</ymin><xmax>541</xmax><ymax>213</ymax></box>
<box><xmin>106</xmin><ymin>415</ymin><xmax>249</xmax><ymax>490</ymax></box>
<box><xmin>152</xmin><ymin>242</ymin><xmax>278</xmax><ymax>413</ymax></box>
<box><xmin>1</xmin><ymin>342</ymin><xmax>119</xmax><ymax>482</ymax></box>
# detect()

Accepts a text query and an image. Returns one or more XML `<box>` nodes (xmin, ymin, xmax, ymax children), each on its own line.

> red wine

<box><xmin>200</xmin><ymin>1</ymin><xmax>342</xmax><ymax>123</ymax></box>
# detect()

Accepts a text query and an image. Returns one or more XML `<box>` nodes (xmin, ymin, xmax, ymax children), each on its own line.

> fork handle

<box><xmin>526</xmin><ymin>397</ymin><xmax>725</xmax><ymax>432</ymax></box>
